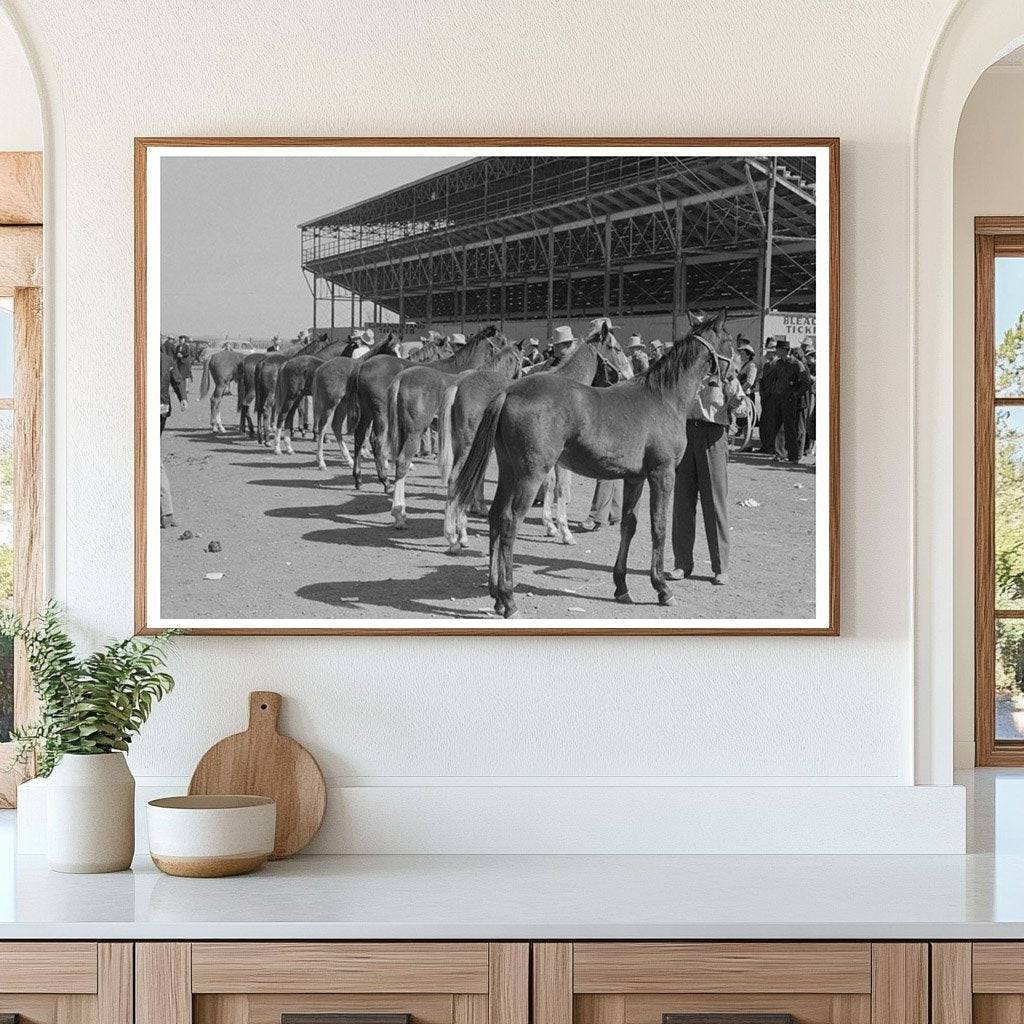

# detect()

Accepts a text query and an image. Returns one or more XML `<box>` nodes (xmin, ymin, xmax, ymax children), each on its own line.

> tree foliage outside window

<box><xmin>995</xmin><ymin>314</ymin><xmax>1024</xmax><ymax>696</ymax></box>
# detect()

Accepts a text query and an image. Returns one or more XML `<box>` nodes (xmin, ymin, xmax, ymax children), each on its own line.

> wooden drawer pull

<box><xmin>283</xmin><ymin>1016</ymin><xmax>411</xmax><ymax>1024</ymax></box>
<box><xmin>665</xmin><ymin>1016</ymin><xmax>797</xmax><ymax>1024</ymax></box>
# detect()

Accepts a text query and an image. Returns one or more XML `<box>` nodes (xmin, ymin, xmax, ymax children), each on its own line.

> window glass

<box><xmin>996</xmin><ymin>257</ymin><xmax>1024</xmax><ymax>396</ymax></box>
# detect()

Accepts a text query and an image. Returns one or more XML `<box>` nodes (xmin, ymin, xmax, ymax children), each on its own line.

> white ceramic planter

<box><xmin>46</xmin><ymin>752</ymin><xmax>135</xmax><ymax>873</ymax></box>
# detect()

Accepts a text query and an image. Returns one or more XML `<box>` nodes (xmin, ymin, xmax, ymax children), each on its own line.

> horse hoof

<box><xmin>446</xmin><ymin>543</ymin><xmax>462</xmax><ymax>556</ymax></box>
<box><xmin>393</xmin><ymin>512</ymin><xmax>407</xmax><ymax>530</ymax></box>
<box><xmin>659</xmin><ymin>593</ymin><xmax>677</xmax><ymax>607</ymax></box>
<box><xmin>559</xmin><ymin>532</ymin><xmax>575</xmax><ymax>546</ymax></box>
<box><xmin>353</xmin><ymin>480</ymin><xmax>361</xmax><ymax>490</ymax></box>
<box><xmin>544</xmin><ymin>522</ymin><xmax>557</xmax><ymax>537</ymax></box>
<box><xmin>502</xmin><ymin>605</ymin><xmax>519</xmax><ymax>619</ymax></box>
<box><xmin>615</xmin><ymin>591</ymin><xmax>634</xmax><ymax>604</ymax></box>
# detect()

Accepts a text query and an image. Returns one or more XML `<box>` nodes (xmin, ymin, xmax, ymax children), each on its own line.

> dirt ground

<box><xmin>159</xmin><ymin>392</ymin><xmax>818</xmax><ymax>622</ymax></box>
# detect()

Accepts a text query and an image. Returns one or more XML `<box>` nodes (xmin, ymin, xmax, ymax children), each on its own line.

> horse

<box><xmin>200</xmin><ymin>347</ymin><xmax>246</xmax><ymax>433</ymax></box>
<box><xmin>439</xmin><ymin>328</ymin><xmax>620</xmax><ymax>553</ymax></box>
<box><xmin>253</xmin><ymin>333</ymin><xmax>332</xmax><ymax>446</ymax></box>
<box><xmin>311</xmin><ymin>333</ymin><xmax>404</xmax><ymax>471</ymax></box>
<box><xmin>452</xmin><ymin>311</ymin><xmax>737</xmax><ymax>617</ymax></box>
<box><xmin>347</xmin><ymin>325</ymin><xmax>499</xmax><ymax>492</ymax></box>
<box><xmin>384</xmin><ymin>332</ymin><xmax>508</xmax><ymax>527</ymax></box>
<box><xmin>272</xmin><ymin>335</ymin><xmax>378</xmax><ymax>455</ymax></box>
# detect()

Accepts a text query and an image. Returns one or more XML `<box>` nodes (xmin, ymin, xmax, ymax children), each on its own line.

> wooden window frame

<box><xmin>0</xmin><ymin>151</ymin><xmax>43</xmax><ymax>806</ymax></box>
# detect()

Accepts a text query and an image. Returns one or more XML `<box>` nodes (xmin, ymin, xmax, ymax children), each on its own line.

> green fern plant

<box><xmin>0</xmin><ymin>603</ymin><xmax>177</xmax><ymax>777</ymax></box>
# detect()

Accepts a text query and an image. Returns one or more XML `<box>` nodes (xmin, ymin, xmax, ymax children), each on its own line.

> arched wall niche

<box><xmin>914</xmin><ymin>0</ymin><xmax>1024</xmax><ymax>784</ymax></box>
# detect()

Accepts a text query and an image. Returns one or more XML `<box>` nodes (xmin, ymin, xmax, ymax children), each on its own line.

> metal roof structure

<box><xmin>299</xmin><ymin>154</ymin><xmax>817</xmax><ymax>340</ymax></box>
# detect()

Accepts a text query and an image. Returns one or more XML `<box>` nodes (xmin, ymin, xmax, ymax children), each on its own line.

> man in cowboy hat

<box><xmin>349</xmin><ymin>329</ymin><xmax>370</xmax><ymax>358</ymax></box>
<box><xmin>650</xmin><ymin>338</ymin><xmax>665</xmax><ymax>360</ymax></box>
<box><xmin>767</xmin><ymin>336</ymin><xmax>812</xmax><ymax>463</ymax></box>
<box><xmin>549</xmin><ymin>325</ymin><xmax>578</xmax><ymax>366</ymax></box>
<box><xmin>627</xmin><ymin>333</ymin><xmax>650</xmax><ymax>375</ymax></box>
<box><xmin>736</xmin><ymin>341</ymin><xmax>758</xmax><ymax>395</ymax></box>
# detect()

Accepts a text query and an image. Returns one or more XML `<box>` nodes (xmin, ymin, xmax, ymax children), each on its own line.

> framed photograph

<box><xmin>135</xmin><ymin>137</ymin><xmax>839</xmax><ymax>636</ymax></box>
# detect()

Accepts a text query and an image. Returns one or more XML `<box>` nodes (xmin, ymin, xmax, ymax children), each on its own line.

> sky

<box><xmin>160</xmin><ymin>155</ymin><xmax>464</xmax><ymax>339</ymax></box>
<box><xmin>996</xmin><ymin>256</ymin><xmax>1024</xmax><ymax>340</ymax></box>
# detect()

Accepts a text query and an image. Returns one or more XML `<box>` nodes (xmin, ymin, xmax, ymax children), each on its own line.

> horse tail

<box><xmin>235</xmin><ymin>362</ymin><xmax>246</xmax><ymax>413</ymax></box>
<box><xmin>385</xmin><ymin>375</ymin><xmax>403</xmax><ymax>461</ymax></box>
<box><xmin>437</xmin><ymin>382</ymin><xmax>459</xmax><ymax>486</ymax></box>
<box><xmin>200</xmin><ymin>357</ymin><xmax>212</xmax><ymax>399</ymax></box>
<box><xmin>345</xmin><ymin>366</ymin><xmax>362</xmax><ymax>432</ymax></box>
<box><xmin>452</xmin><ymin>392</ymin><xmax>505</xmax><ymax>512</ymax></box>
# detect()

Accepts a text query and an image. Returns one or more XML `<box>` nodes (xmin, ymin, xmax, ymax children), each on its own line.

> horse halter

<box><xmin>695</xmin><ymin>331</ymin><xmax>734</xmax><ymax>380</ymax></box>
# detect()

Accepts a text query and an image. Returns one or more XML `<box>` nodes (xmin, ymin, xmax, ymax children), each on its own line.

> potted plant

<box><xmin>2</xmin><ymin>603</ymin><xmax>176</xmax><ymax>873</ymax></box>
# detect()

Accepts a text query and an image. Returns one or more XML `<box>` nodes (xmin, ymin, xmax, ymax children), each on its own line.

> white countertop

<box><xmin>1</xmin><ymin>849</ymin><xmax>1024</xmax><ymax>940</ymax></box>
<box><xmin>1</xmin><ymin>770</ymin><xmax>1022</xmax><ymax>941</ymax></box>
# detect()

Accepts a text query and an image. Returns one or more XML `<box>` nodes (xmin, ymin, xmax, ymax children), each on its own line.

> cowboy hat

<box><xmin>738</xmin><ymin>343</ymin><xmax>755</xmax><ymax>355</ymax></box>
<box><xmin>526</xmin><ymin>337</ymin><xmax>540</xmax><ymax>347</ymax></box>
<box><xmin>551</xmin><ymin>325</ymin><xmax>578</xmax><ymax>346</ymax></box>
<box><xmin>350</xmin><ymin>329</ymin><xmax>366</xmax><ymax>341</ymax></box>
<box><xmin>627</xmin><ymin>335</ymin><xmax>644</xmax><ymax>349</ymax></box>
<box><xmin>448</xmin><ymin>333</ymin><xmax>467</xmax><ymax>347</ymax></box>
<box><xmin>588</xmin><ymin>317</ymin><xmax>619</xmax><ymax>334</ymax></box>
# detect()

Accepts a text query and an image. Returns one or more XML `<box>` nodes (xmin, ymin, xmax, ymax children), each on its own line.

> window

<box><xmin>0</xmin><ymin>300</ymin><xmax>11</xmax><ymax>744</ymax></box>
<box><xmin>976</xmin><ymin>220</ymin><xmax>1024</xmax><ymax>764</ymax></box>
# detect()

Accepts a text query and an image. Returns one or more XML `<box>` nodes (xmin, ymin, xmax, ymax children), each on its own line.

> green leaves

<box><xmin>1</xmin><ymin>603</ymin><xmax>177</xmax><ymax>777</ymax></box>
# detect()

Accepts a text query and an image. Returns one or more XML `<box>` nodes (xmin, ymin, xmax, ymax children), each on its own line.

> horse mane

<box><xmin>634</xmin><ymin>328</ymin><xmax>711</xmax><ymax>396</ymax></box>
<box><xmin>361</xmin><ymin>333</ymin><xmax>397</xmax><ymax>360</ymax></box>
<box><xmin>485</xmin><ymin>343</ymin><xmax>524</xmax><ymax>380</ymax></box>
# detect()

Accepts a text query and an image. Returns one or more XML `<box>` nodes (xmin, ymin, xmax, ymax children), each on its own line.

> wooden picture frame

<box><xmin>135</xmin><ymin>137</ymin><xmax>840</xmax><ymax>637</ymax></box>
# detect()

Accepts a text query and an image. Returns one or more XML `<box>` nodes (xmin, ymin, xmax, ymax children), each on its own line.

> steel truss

<box><xmin>300</xmin><ymin>155</ymin><xmax>818</xmax><ymax>337</ymax></box>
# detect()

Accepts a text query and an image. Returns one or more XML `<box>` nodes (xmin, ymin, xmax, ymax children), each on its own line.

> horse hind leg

<box><xmin>646</xmin><ymin>467</ymin><xmax>676</xmax><ymax>607</ymax></box>
<box><xmin>541</xmin><ymin>467</ymin><xmax>558</xmax><ymax>537</ymax></box>
<box><xmin>496</xmin><ymin>474</ymin><xmax>544</xmax><ymax>619</ymax></box>
<box><xmin>332</xmin><ymin>407</ymin><xmax>354</xmax><ymax>468</ymax></box>
<box><xmin>554</xmin><ymin>466</ymin><xmax>574</xmax><ymax>545</ymax></box>
<box><xmin>391</xmin><ymin>435</ymin><xmax>418</xmax><ymax>529</ymax></box>
<box><xmin>612</xmin><ymin>477</ymin><xmax>646</xmax><ymax>604</ymax></box>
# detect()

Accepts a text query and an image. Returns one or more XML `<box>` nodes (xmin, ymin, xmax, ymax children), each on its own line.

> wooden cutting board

<box><xmin>188</xmin><ymin>691</ymin><xmax>326</xmax><ymax>859</ymax></box>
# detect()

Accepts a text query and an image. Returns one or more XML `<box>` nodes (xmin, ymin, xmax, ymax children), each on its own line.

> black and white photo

<box><xmin>136</xmin><ymin>140</ymin><xmax>838</xmax><ymax>634</ymax></box>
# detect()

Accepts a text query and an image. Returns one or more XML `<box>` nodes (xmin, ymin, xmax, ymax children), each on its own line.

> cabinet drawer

<box><xmin>572</xmin><ymin>944</ymin><xmax>872</xmax><ymax>994</ymax></box>
<box><xmin>0</xmin><ymin>942</ymin><xmax>98</xmax><ymax>993</ymax></box>
<box><xmin>191</xmin><ymin>942</ymin><xmax>491</xmax><ymax>993</ymax></box>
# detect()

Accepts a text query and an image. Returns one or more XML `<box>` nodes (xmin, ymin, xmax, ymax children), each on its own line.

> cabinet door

<box><xmin>137</xmin><ymin>943</ymin><xmax>528</xmax><ymax>1024</ymax></box>
<box><xmin>534</xmin><ymin>944</ymin><xmax>927</xmax><ymax>1024</ymax></box>
<box><xmin>0</xmin><ymin>942</ymin><xmax>132</xmax><ymax>1024</ymax></box>
<box><xmin>937</xmin><ymin>943</ymin><xmax>1024</xmax><ymax>1024</ymax></box>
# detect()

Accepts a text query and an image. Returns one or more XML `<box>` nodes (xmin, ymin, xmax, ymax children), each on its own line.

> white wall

<box><xmin>952</xmin><ymin>65</ymin><xmax>1024</xmax><ymax>767</ymax></box>
<box><xmin>2</xmin><ymin>0</ymin><xmax>972</xmax><ymax>851</ymax></box>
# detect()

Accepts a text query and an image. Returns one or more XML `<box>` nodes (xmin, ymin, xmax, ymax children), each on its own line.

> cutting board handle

<box><xmin>248</xmin><ymin>691</ymin><xmax>282</xmax><ymax>734</ymax></box>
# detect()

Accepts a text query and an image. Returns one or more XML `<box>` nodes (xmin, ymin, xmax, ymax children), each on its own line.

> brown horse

<box><xmin>272</xmin><ymin>335</ymin><xmax>379</xmax><ymax>455</ymax></box>
<box><xmin>439</xmin><ymin>331</ymin><xmax>620</xmax><ymax>553</ymax></box>
<box><xmin>452</xmin><ymin>312</ymin><xmax>737</xmax><ymax>617</ymax></box>
<box><xmin>200</xmin><ymin>348</ymin><xmax>246</xmax><ymax>432</ymax></box>
<box><xmin>253</xmin><ymin>333</ymin><xmax>332</xmax><ymax>446</ymax></box>
<box><xmin>348</xmin><ymin>325</ymin><xmax>498</xmax><ymax>492</ymax></box>
<box><xmin>384</xmin><ymin>333</ymin><xmax>508</xmax><ymax>527</ymax></box>
<box><xmin>311</xmin><ymin>335</ymin><xmax>445</xmax><ymax>471</ymax></box>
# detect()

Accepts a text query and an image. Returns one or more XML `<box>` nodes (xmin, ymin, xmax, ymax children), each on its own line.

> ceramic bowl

<box><xmin>147</xmin><ymin>795</ymin><xmax>276</xmax><ymax>877</ymax></box>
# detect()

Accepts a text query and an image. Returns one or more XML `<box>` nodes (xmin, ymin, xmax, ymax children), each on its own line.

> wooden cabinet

<box><xmin>0</xmin><ymin>943</ymin><xmax>132</xmax><ymax>1024</ymax></box>
<box><xmin>533</xmin><ymin>944</ymin><xmax>928</xmax><ymax>1024</ymax></box>
<box><xmin>136</xmin><ymin>943</ymin><xmax>528</xmax><ymax>1024</ymax></box>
